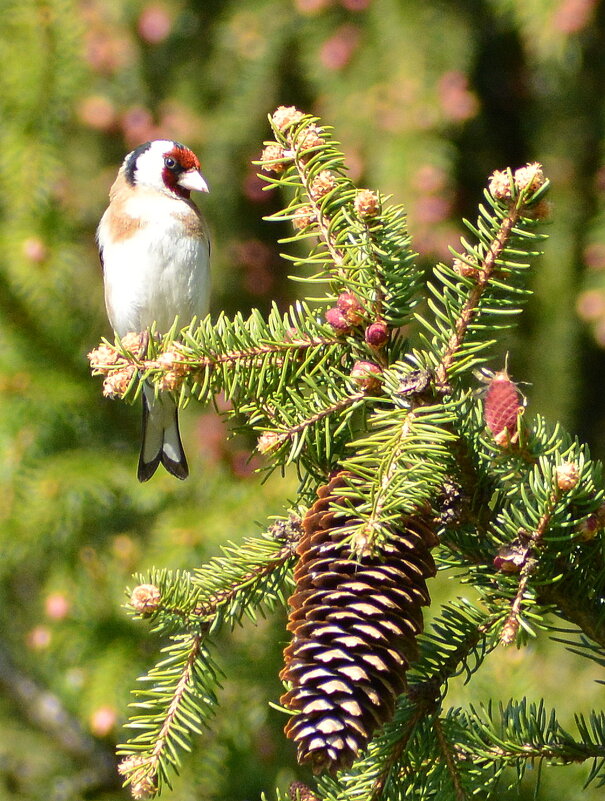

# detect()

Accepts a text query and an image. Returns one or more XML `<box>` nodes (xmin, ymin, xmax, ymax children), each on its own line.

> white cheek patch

<box><xmin>133</xmin><ymin>140</ymin><xmax>175</xmax><ymax>191</ymax></box>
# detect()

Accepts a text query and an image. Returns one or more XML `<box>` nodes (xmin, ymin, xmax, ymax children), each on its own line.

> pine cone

<box><xmin>280</xmin><ymin>473</ymin><xmax>438</xmax><ymax>774</ymax></box>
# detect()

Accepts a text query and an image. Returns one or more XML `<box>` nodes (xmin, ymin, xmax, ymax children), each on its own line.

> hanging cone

<box><xmin>280</xmin><ymin>472</ymin><xmax>438</xmax><ymax>774</ymax></box>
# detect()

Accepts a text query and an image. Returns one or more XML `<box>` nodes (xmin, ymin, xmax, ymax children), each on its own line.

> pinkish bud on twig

<box><xmin>493</xmin><ymin>542</ymin><xmax>527</xmax><ymax>573</ymax></box>
<box><xmin>261</xmin><ymin>143</ymin><xmax>290</xmax><ymax>173</ymax></box>
<box><xmin>514</xmin><ymin>162</ymin><xmax>545</xmax><ymax>194</ymax></box>
<box><xmin>325</xmin><ymin>307</ymin><xmax>351</xmax><ymax>333</ymax></box>
<box><xmin>452</xmin><ymin>257</ymin><xmax>479</xmax><ymax>278</ymax></box>
<box><xmin>102</xmin><ymin>366</ymin><xmax>136</xmax><ymax>398</ymax></box>
<box><xmin>365</xmin><ymin>321</ymin><xmax>389</xmax><ymax>348</ymax></box>
<box><xmin>350</xmin><ymin>360</ymin><xmax>382</xmax><ymax>391</ymax></box>
<box><xmin>354</xmin><ymin>188</ymin><xmax>380</xmax><ymax>218</ymax></box>
<box><xmin>289</xmin><ymin>782</ymin><xmax>319</xmax><ymax>801</ymax></box>
<box><xmin>130</xmin><ymin>584</ymin><xmax>161</xmax><ymax>615</ymax></box>
<box><xmin>309</xmin><ymin>170</ymin><xmax>337</xmax><ymax>200</ymax></box>
<box><xmin>336</xmin><ymin>292</ymin><xmax>364</xmax><ymax>325</ymax></box>
<box><xmin>488</xmin><ymin>169</ymin><xmax>513</xmax><ymax>200</ymax></box>
<box><xmin>292</xmin><ymin>205</ymin><xmax>316</xmax><ymax>231</ymax></box>
<box><xmin>257</xmin><ymin>431</ymin><xmax>285</xmax><ymax>454</ymax></box>
<box><xmin>576</xmin><ymin>514</ymin><xmax>600</xmax><ymax>542</ymax></box>
<box><xmin>295</xmin><ymin>124</ymin><xmax>324</xmax><ymax>152</ymax></box>
<box><xmin>556</xmin><ymin>461</ymin><xmax>580</xmax><ymax>492</ymax></box>
<box><xmin>272</xmin><ymin>105</ymin><xmax>305</xmax><ymax>132</ymax></box>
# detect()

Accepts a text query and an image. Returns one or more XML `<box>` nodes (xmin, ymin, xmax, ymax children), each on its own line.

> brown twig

<box><xmin>193</xmin><ymin>542</ymin><xmax>297</xmax><ymax>619</ymax></box>
<box><xmin>290</xmin><ymin>131</ymin><xmax>387</xmax><ymax>319</ymax></box>
<box><xmin>434</xmin><ymin>717</ymin><xmax>468</xmax><ymax>801</ymax></box>
<box><xmin>291</xmin><ymin>149</ymin><xmax>347</xmax><ymax>275</ymax></box>
<box><xmin>500</xmin><ymin>486</ymin><xmax>559</xmax><ymax>645</ymax></box>
<box><xmin>435</xmin><ymin>203</ymin><xmax>522</xmax><ymax>387</ymax></box>
<box><xmin>147</xmin><ymin>334</ymin><xmax>338</xmax><ymax>372</ymax></box>
<box><xmin>151</xmin><ymin>634</ymin><xmax>201</xmax><ymax>765</ymax></box>
<box><xmin>121</xmin><ymin>634</ymin><xmax>204</xmax><ymax>796</ymax></box>
<box><xmin>369</xmin><ymin>701</ymin><xmax>430</xmax><ymax>801</ymax></box>
<box><xmin>351</xmin><ymin>409</ymin><xmax>418</xmax><ymax>555</ymax></box>
<box><xmin>277</xmin><ymin>389</ymin><xmax>367</xmax><ymax>440</ymax></box>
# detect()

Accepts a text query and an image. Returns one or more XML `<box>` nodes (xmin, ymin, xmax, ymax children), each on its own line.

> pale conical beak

<box><xmin>178</xmin><ymin>169</ymin><xmax>209</xmax><ymax>193</ymax></box>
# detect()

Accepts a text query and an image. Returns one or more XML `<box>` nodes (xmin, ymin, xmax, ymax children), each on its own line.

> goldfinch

<box><xmin>97</xmin><ymin>139</ymin><xmax>210</xmax><ymax>481</ymax></box>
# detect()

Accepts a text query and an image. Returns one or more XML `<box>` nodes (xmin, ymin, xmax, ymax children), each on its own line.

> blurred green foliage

<box><xmin>0</xmin><ymin>0</ymin><xmax>604</xmax><ymax>799</ymax></box>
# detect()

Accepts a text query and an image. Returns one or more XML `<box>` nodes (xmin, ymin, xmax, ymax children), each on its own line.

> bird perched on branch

<box><xmin>97</xmin><ymin>139</ymin><xmax>210</xmax><ymax>481</ymax></box>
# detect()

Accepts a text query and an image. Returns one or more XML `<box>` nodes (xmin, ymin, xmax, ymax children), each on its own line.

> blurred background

<box><xmin>1</xmin><ymin>1</ymin><xmax>605</xmax><ymax>799</ymax></box>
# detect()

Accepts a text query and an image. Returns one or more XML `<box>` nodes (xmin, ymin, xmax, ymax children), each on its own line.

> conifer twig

<box><xmin>265</xmin><ymin>389</ymin><xmax>367</xmax><ymax>445</ymax></box>
<box><xmin>368</xmin><ymin>613</ymin><xmax>500</xmax><ymax>800</ymax></box>
<box><xmin>90</xmin><ymin>332</ymin><xmax>340</xmax><ymax>388</ymax></box>
<box><xmin>434</xmin><ymin>717</ymin><xmax>467</xmax><ymax>801</ymax></box>
<box><xmin>291</xmin><ymin>147</ymin><xmax>347</xmax><ymax>274</ymax></box>
<box><xmin>354</xmin><ymin>408</ymin><xmax>419</xmax><ymax>553</ymax></box>
<box><xmin>435</xmin><ymin>203</ymin><xmax>522</xmax><ymax>387</ymax></box>
<box><xmin>119</xmin><ymin>632</ymin><xmax>207</xmax><ymax>799</ymax></box>
<box><xmin>150</xmin><ymin>634</ymin><xmax>201</xmax><ymax>763</ymax></box>
<box><xmin>500</xmin><ymin>478</ymin><xmax>564</xmax><ymax>645</ymax></box>
<box><xmin>192</xmin><ymin>540</ymin><xmax>297</xmax><ymax>620</ymax></box>
<box><xmin>369</xmin><ymin>701</ymin><xmax>431</xmax><ymax>801</ymax></box>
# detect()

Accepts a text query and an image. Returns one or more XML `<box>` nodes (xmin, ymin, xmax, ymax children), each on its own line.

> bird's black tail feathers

<box><xmin>137</xmin><ymin>387</ymin><xmax>189</xmax><ymax>482</ymax></box>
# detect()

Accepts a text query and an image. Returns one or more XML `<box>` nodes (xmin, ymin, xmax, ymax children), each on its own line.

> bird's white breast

<box><xmin>99</xmin><ymin>190</ymin><xmax>210</xmax><ymax>337</ymax></box>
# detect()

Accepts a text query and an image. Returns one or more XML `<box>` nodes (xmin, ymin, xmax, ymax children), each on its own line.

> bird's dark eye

<box><xmin>164</xmin><ymin>156</ymin><xmax>177</xmax><ymax>169</ymax></box>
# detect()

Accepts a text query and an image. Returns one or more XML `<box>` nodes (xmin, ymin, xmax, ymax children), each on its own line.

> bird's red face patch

<box><xmin>162</xmin><ymin>146</ymin><xmax>201</xmax><ymax>198</ymax></box>
<box><xmin>169</xmin><ymin>145</ymin><xmax>200</xmax><ymax>171</ymax></box>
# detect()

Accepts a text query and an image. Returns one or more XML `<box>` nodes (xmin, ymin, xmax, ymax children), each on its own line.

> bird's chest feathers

<box><xmin>104</xmin><ymin>190</ymin><xmax>205</xmax><ymax>273</ymax></box>
<box><xmin>114</xmin><ymin>192</ymin><xmax>201</xmax><ymax>254</ymax></box>
<box><xmin>100</xmin><ymin>189</ymin><xmax>209</xmax><ymax>334</ymax></box>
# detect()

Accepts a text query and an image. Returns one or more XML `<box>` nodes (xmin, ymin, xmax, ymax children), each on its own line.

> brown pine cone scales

<box><xmin>280</xmin><ymin>473</ymin><xmax>438</xmax><ymax>774</ymax></box>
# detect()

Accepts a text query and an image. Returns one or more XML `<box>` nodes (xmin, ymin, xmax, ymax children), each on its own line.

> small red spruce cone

<box><xmin>483</xmin><ymin>369</ymin><xmax>522</xmax><ymax>445</ymax></box>
<box><xmin>280</xmin><ymin>473</ymin><xmax>438</xmax><ymax>774</ymax></box>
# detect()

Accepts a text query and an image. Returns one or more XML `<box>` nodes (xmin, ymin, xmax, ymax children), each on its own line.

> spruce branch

<box><xmin>117</xmin><ymin>633</ymin><xmax>216</xmax><ymax>798</ymax></box>
<box><xmin>128</xmin><ymin>533</ymin><xmax>296</xmax><ymax>636</ymax></box>
<box><xmin>353</xmin><ymin>696</ymin><xmax>605</xmax><ymax>801</ymax></box>
<box><xmin>288</xmin><ymin>151</ymin><xmax>349</xmax><ymax>277</ymax></box>
<box><xmin>336</xmin><ymin>398</ymin><xmax>458</xmax><ymax>555</ymax></box>
<box><xmin>260</xmin><ymin>109</ymin><xmax>419</xmax><ymax>326</ymax></box>
<box><xmin>365</xmin><ymin>700</ymin><xmax>435</xmax><ymax>801</ymax></box>
<box><xmin>412</xmin><ymin>600</ymin><xmax>500</xmax><ymax>687</ymax></box>
<box><xmin>256</xmin><ymin>388</ymin><xmax>368</xmax><ymax>468</ymax></box>
<box><xmin>190</xmin><ymin>525</ymin><xmax>300</xmax><ymax>631</ymax></box>
<box><xmin>461</xmin><ymin>435</ymin><xmax>603</xmax><ymax>647</ymax></box>
<box><xmin>463</xmin><ymin>700</ymin><xmax>605</xmax><ymax>775</ymax></box>
<box><xmin>498</xmin><ymin>466</ymin><xmax>566</xmax><ymax>644</ymax></box>
<box><xmin>88</xmin><ymin>305</ymin><xmax>344</xmax><ymax>406</ymax></box>
<box><xmin>420</xmin><ymin>164</ymin><xmax>549</xmax><ymax>386</ymax></box>
<box><xmin>119</xmin><ymin>524</ymin><xmax>302</xmax><ymax>797</ymax></box>
<box><xmin>87</xmin><ymin>107</ymin><xmax>605</xmax><ymax>798</ymax></box>
<box><xmin>435</xmin><ymin>198</ymin><xmax>522</xmax><ymax>387</ymax></box>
